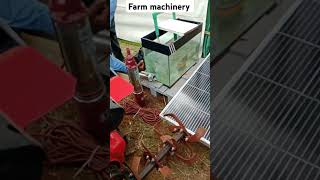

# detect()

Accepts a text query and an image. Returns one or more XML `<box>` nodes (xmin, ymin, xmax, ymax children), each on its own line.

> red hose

<box><xmin>120</xmin><ymin>99</ymin><xmax>161</xmax><ymax>125</ymax></box>
<box><xmin>32</xmin><ymin>118</ymin><xmax>110</xmax><ymax>179</ymax></box>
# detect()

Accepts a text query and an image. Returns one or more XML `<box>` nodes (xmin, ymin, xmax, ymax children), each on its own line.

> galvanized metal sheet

<box><xmin>160</xmin><ymin>55</ymin><xmax>210</xmax><ymax>146</ymax></box>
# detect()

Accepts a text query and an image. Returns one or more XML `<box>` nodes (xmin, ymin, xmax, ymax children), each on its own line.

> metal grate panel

<box><xmin>280</xmin><ymin>0</ymin><xmax>320</xmax><ymax>46</ymax></box>
<box><xmin>161</xmin><ymin>56</ymin><xmax>210</xmax><ymax>146</ymax></box>
<box><xmin>212</xmin><ymin>0</ymin><xmax>320</xmax><ymax>179</ymax></box>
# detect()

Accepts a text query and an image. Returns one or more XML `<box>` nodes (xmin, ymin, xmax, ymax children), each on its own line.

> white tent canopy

<box><xmin>115</xmin><ymin>0</ymin><xmax>208</xmax><ymax>43</ymax></box>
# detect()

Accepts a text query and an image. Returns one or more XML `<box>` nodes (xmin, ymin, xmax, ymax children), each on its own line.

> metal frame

<box><xmin>214</xmin><ymin>0</ymin><xmax>303</xmax><ymax>108</ymax></box>
<box><xmin>210</xmin><ymin>0</ymin><xmax>320</xmax><ymax>179</ymax></box>
<box><xmin>160</xmin><ymin>54</ymin><xmax>210</xmax><ymax>147</ymax></box>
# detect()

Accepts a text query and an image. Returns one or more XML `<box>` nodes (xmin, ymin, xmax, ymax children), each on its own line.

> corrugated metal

<box><xmin>212</xmin><ymin>0</ymin><xmax>320</xmax><ymax>179</ymax></box>
<box><xmin>160</xmin><ymin>55</ymin><xmax>210</xmax><ymax>146</ymax></box>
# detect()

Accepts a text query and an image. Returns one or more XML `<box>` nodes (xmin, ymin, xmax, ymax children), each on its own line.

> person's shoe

<box><xmin>134</xmin><ymin>48</ymin><xmax>145</xmax><ymax>71</ymax></box>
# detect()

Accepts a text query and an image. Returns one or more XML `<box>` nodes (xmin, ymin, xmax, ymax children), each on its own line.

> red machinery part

<box><xmin>125</xmin><ymin>48</ymin><xmax>145</xmax><ymax>107</ymax></box>
<box><xmin>50</xmin><ymin>0</ymin><xmax>108</xmax><ymax>142</ymax></box>
<box><xmin>110</xmin><ymin>131</ymin><xmax>126</xmax><ymax>164</ymax></box>
<box><xmin>125</xmin><ymin>48</ymin><xmax>137</xmax><ymax>70</ymax></box>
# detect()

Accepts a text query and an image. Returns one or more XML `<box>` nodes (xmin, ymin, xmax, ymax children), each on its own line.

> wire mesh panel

<box><xmin>212</xmin><ymin>0</ymin><xmax>320</xmax><ymax>179</ymax></box>
<box><xmin>161</xmin><ymin>56</ymin><xmax>210</xmax><ymax>146</ymax></box>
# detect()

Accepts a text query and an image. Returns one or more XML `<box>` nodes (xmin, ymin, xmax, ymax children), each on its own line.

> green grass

<box><xmin>119</xmin><ymin>39</ymin><xmax>141</xmax><ymax>46</ymax></box>
<box><xmin>119</xmin><ymin>39</ymin><xmax>141</xmax><ymax>56</ymax></box>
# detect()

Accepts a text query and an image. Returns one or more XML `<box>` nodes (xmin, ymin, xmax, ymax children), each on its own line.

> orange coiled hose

<box><xmin>32</xmin><ymin>118</ymin><xmax>110</xmax><ymax>179</ymax></box>
<box><xmin>120</xmin><ymin>99</ymin><xmax>161</xmax><ymax>125</ymax></box>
